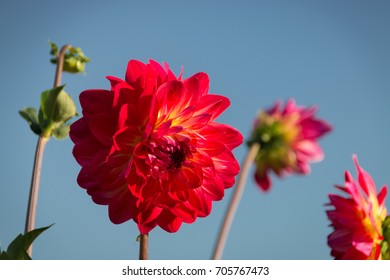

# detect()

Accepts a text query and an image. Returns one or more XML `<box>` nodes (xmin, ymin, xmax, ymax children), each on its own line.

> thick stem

<box><xmin>139</xmin><ymin>234</ymin><xmax>149</xmax><ymax>260</ymax></box>
<box><xmin>212</xmin><ymin>143</ymin><xmax>260</xmax><ymax>260</ymax></box>
<box><xmin>24</xmin><ymin>44</ymin><xmax>71</xmax><ymax>257</ymax></box>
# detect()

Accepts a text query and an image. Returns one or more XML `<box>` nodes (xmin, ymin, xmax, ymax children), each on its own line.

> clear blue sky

<box><xmin>1</xmin><ymin>0</ymin><xmax>390</xmax><ymax>260</ymax></box>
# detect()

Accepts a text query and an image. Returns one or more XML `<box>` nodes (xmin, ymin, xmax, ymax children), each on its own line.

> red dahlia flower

<box><xmin>70</xmin><ymin>60</ymin><xmax>243</xmax><ymax>234</ymax></box>
<box><xmin>326</xmin><ymin>155</ymin><xmax>388</xmax><ymax>259</ymax></box>
<box><xmin>247</xmin><ymin>99</ymin><xmax>332</xmax><ymax>191</ymax></box>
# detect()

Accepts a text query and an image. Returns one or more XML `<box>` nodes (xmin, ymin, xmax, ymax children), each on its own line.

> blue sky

<box><xmin>1</xmin><ymin>0</ymin><xmax>390</xmax><ymax>260</ymax></box>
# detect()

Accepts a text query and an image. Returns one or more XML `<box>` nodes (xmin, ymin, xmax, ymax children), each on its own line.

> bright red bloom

<box><xmin>247</xmin><ymin>99</ymin><xmax>332</xmax><ymax>191</ymax></box>
<box><xmin>326</xmin><ymin>155</ymin><xmax>388</xmax><ymax>259</ymax></box>
<box><xmin>70</xmin><ymin>60</ymin><xmax>243</xmax><ymax>234</ymax></box>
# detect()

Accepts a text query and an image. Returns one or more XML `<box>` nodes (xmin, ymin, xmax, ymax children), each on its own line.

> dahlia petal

<box><xmin>108</xmin><ymin>189</ymin><xmax>137</xmax><ymax>224</ymax></box>
<box><xmin>344</xmin><ymin>181</ymin><xmax>367</xmax><ymax>211</ymax></box>
<box><xmin>188</xmin><ymin>188</ymin><xmax>212</xmax><ymax>217</ymax></box>
<box><xmin>300</xmin><ymin>117</ymin><xmax>332</xmax><ymax>140</ymax></box>
<box><xmin>170</xmin><ymin>203</ymin><xmax>198</xmax><ymax>223</ymax></box>
<box><xmin>297</xmin><ymin>106</ymin><xmax>318</xmax><ymax>120</ymax></box>
<box><xmin>294</xmin><ymin>140</ymin><xmax>324</xmax><ymax>162</ymax></box>
<box><xmin>191</xmin><ymin>151</ymin><xmax>214</xmax><ymax>168</ymax></box>
<box><xmin>198</xmin><ymin>139</ymin><xmax>226</xmax><ymax>156</ymax></box>
<box><xmin>112</xmin><ymin>82</ymin><xmax>137</xmax><ymax>108</ymax></box>
<box><xmin>328</xmin><ymin>229</ymin><xmax>352</xmax><ymax>250</ymax></box>
<box><xmin>183</xmin><ymin>72</ymin><xmax>209</xmax><ymax>105</ymax></box>
<box><xmin>73</xmin><ymin>134</ymin><xmax>104</xmax><ymax>166</ymax></box>
<box><xmin>293</xmin><ymin>160</ymin><xmax>311</xmax><ymax>174</ymax></box>
<box><xmin>195</xmin><ymin>94</ymin><xmax>230</xmax><ymax>121</ymax></box>
<box><xmin>142</xmin><ymin>62</ymin><xmax>162</xmax><ymax>95</ymax></box>
<box><xmin>79</xmin><ymin>89</ymin><xmax>113</xmax><ymax>115</ymax></box>
<box><xmin>214</xmin><ymin>150</ymin><xmax>240</xmax><ymax>177</ymax></box>
<box><xmin>327</xmin><ymin>194</ymin><xmax>354</xmax><ymax>209</ymax></box>
<box><xmin>200</xmin><ymin>123</ymin><xmax>243</xmax><ymax>150</ymax></box>
<box><xmin>377</xmin><ymin>185</ymin><xmax>388</xmax><ymax>207</ymax></box>
<box><xmin>352</xmin><ymin>230</ymin><xmax>374</xmax><ymax>256</ymax></box>
<box><xmin>182</xmin><ymin>113</ymin><xmax>211</xmax><ymax>130</ymax></box>
<box><xmin>282</xmin><ymin>99</ymin><xmax>297</xmax><ymax>114</ymax></box>
<box><xmin>341</xmin><ymin>248</ymin><xmax>367</xmax><ymax>260</ymax></box>
<box><xmin>77</xmin><ymin>166</ymin><xmax>101</xmax><ymax>191</ymax></box>
<box><xmin>157</xmin><ymin>210</ymin><xmax>183</xmax><ymax>233</ymax></box>
<box><xmin>113</xmin><ymin>125</ymin><xmax>141</xmax><ymax>153</ymax></box>
<box><xmin>149</xmin><ymin>59</ymin><xmax>169</xmax><ymax>84</ymax></box>
<box><xmin>327</xmin><ymin>210</ymin><xmax>363</xmax><ymax>228</ymax></box>
<box><xmin>163</xmin><ymin>62</ymin><xmax>177</xmax><ymax>81</ymax></box>
<box><xmin>156</xmin><ymin>80</ymin><xmax>185</xmax><ymax>117</ymax></box>
<box><xmin>201</xmin><ymin>167</ymin><xmax>225</xmax><ymax>200</ymax></box>
<box><xmin>138</xmin><ymin>223</ymin><xmax>157</xmax><ymax>235</ymax></box>
<box><xmin>353</xmin><ymin>155</ymin><xmax>377</xmax><ymax>196</ymax></box>
<box><xmin>125</xmin><ymin>60</ymin><xmax>145</xmax><ymax>85</ymax></box>
<box><xmin>106</xmin><ymin>75</ymin><xmax>124</xmax><ymax>89</ymax></box>
<box><xmin>87</xmin><ymin>112</ymin><xmax>116</xmax><ymax>146</ymax></box>
<box><xmin>136</xmin><ymin>203</ymin><xmax>163</xmax><ymax>226</ymax></box>
<box><xmin>69</xmin><ymin>118</ymin><xmax>89</xmax><ymax>143</ymax></box>
<box><xmin>171</xmin><ymin>165</ymin><xmax>203</xmax><ymax>191</ymax></box>
<box><xmin>255</xmin><ymin>171</ymin><xmax>272</xmax><ymax>192</ymax></box>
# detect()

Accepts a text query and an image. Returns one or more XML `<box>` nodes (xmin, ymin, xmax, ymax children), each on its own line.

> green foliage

<box><xmin>0</xmin><ymin>225</ymin><xmax>52</xmax><ymax>260</ymax></box>
<box><xmin>52</xmin><ymin>123</ymin><xmax>71</xmax><ymax>140</ymax></box>
<box><xmin>19</xmin><ymin>107</ymin><xmax>42</xmax><ymax>135</ymax></box>
<box><xmin>20</xmin><ymin>41</ymin><xmax>88</xmax><ymax>139</ymax></box>
<box><xmin>49</xmin><ymin>41</ymin><xmax>90</xmax><ymax>73</ymax></box>
<box><xmin>40</xmin><ymin>85</ymin><xmax>78</xmax><ymax>125</ymax></box>
<box><xmin>381</xmin><ymin>216</ymin><xmax>390</xmax><ymax>260</ymax></box>
<box><xmin>20</xmin><ymin>86</ymin><xmax>78</xmax><ymax>139</ymax></box>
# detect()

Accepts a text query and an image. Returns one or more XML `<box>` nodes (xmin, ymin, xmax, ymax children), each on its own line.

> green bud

<box><xmin>40</xmin><ymin>86</ymin><xmax>77</xmax><ymax>123</ymax></box>
<box><xmin>39</xmin><ymin>85</ymin><xmax>78</xmax><ymax>138</ymax></box>
<box><xmin>49</xmin><ymin>42</ymin><xmax>90</xmax><ymax>74</ymax></box>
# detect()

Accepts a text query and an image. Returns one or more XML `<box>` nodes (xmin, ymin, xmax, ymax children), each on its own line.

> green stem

<box><xmin>212</xmin><ymin>143</ymin><xmax>260</xmax><ymax>260</ymax></box>
<box><xmin>24</xmin><ymin>44</ymin><xmax>72</xmax><ymax>257</ymax></box>
<box><xmin>139</xmin><ymin>234</ymin><xmax>149</xmax><ymax>260</ymax></box>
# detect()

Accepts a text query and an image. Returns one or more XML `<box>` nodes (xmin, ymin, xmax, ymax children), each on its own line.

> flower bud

<box><xmin>49</xmin><ymin>41</ymin><xmax>90</xmax><ymax>74</ymax></box>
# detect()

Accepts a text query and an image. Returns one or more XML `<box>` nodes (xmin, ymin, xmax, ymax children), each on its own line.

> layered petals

<box><xmin>247</xmin><ymin>99</ymin><xmax>332</xmax><ymax>191</ymax></box>
<box><xmin>70</xmin><ymin>59</ymin><xmax>243</xmax><ymax>234</ymax></box>
<box><xmin>326</xmin><ymin>155</ymin><xmax>388</xmax><ymax>259</ymax></box>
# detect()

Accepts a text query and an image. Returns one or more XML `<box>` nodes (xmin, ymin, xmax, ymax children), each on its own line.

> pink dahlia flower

<box><xmin>247</xmin><ymin>99</ymin><xmax>332</xmax><ymax>191</ymax></box>
<box><xmin>326</xmin><ymin>155</ymin><xmax>388</xmax><ymax>259</ymax></box>
<box><xmin>70</xmin><ymin>60</ymin><xmax>243</xmax><ymax>234</ymax></box>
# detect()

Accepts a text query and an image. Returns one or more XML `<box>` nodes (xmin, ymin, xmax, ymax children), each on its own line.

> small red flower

<box><xmin>70</xmin><ymin>60</ymin><xmax>243</xmax><ymax>234</ymax></box>
<box><xmin>326</xmin><ymin>155</ymin><xmax>388</xmax><ymax>259</ymax></box>
<box><xmin>247</xmin><ymin>99</ymin><xmax>332</xmax><ymax>191</ymax></box>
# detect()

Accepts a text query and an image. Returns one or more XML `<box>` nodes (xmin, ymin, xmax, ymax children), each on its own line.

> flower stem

<box><xmin>139</xmin><ymin>234</ymin><xmax>149</xmax><ymax>260</ymax></box>
<box><xmin>212</xmin><ymin>143</ymin><xmax>260</xmax><ymax>260</ymax></box>
<box><xmin>53</xmin><ymin>45</ymin><xmax>72</xmax><ymax>88</ymax></box>
<box><xmin>24</xmin><ymin>137</ymin><xmax>48</xmax><ymax>254</ymax></box>
<box><xmin>24</xmin><ymin>44</ymin><xmax>72</xmax><ymax>257</ymax></box>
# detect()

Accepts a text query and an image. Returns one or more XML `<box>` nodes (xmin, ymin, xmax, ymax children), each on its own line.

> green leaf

<box><xmin>19</xmin><ymin>107</ymin><xmax>42</xmax><ymax>135</ymax></box>
<box><xmin>6</xmin><ymin>225</ymin><xmax>53</xmax><ymax>260</ymax></box>
<box><xmin>52</xmin><ymin>123</ymin><xmax>70</xmax><ymax>139</ymax></box>
<box><xmin>49</xmin><ymin>40</ymin><xmax>58</xmax><ymax>58</ymax></box>
<box><xmin>40</xmin><ymin>85</ymin><xmax>77</xmax><ymax>124</ymax></box>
